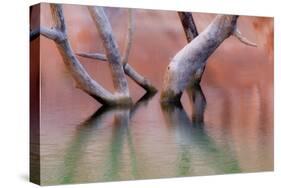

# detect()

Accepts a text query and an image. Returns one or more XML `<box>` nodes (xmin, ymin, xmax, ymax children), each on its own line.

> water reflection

<box><xmin>186</xmin><ymin>84</ymin><xmax>206</xmax><ymax>125</ymax></box>
<box><xmin>59</xmin><ymin>92</ymin><xmax>156</xmax><ymax>183</ymax></box>
<box><xmin>161</xmin><ymin>85</ymin><xmax>241</xmax><ymax>176</ymax></box>
<box><xmin>57</xmin><ymin>86</ymin><xmax>244</xmax><ymax>184</ymax></box>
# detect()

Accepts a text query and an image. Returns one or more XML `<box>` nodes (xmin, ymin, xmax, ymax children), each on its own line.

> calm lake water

<box><xmin>39</xmin><ymin>84</ymin><xmax>273</xmax><ymax>185</ymax></box>
<box><xmin>32</xmin><ymin>5</ymin><xmax>274</xmax><ymax>185</ymax></box>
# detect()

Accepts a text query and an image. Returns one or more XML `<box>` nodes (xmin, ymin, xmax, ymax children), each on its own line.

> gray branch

<box><xmin>33</xmin><ymin>4</ymin><xmax>133</xmax><ymax>106</ymax></box>
<box><xmin>80</xmin><ymin>7</ymin><xmax>157</xmax><ymax>94</ymax></box>
<box><xmin>161</xmin><ymin>15</ymin><xmax>244</xmax><ymax>104</ymax></box>
<box><xmin>30</xmin><ymin>27</ymin><xmax>61</xmax><ymax>41</ymax></box>
<box><xmin>77</xmin><ymin>52</ymin><xmax>157</xmax><ymax>93</ymax></box>
<box><xmin>122</xmin><ymin>9</ymin><xmax>134</xmax><ymax>64</ymax></box>
<box><xmin>178</xmin><ymin>12</ymin><xmax>198</xmax><ymax>42</ymax></box>
<box><xmin>76</xmin><ymin>52</ymin><xmax>107</xmax><ymax>61</ymax></box>
<box><xmin>178</xmin><ymin>12</ymin><xmax>205</xmax><ymax>84</ymax></box>
<box><xmin>88</xmin><ymin>6</ymin><xmax>130</xmax><ymax>96</ymax></box>
<box><xmin>124</xmin><ymin>64</ymin><xmax>157</xmax><ymax>93</ymax></box>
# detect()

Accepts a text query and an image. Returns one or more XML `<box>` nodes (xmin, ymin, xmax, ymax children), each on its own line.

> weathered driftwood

<box><xmin>31</xmin><ymin>4</ymin><xmax>132</xmax><ymax>106</ymax></box>
<box><xmin>88</xmin><ymin>7</ymin><xmax>130</xmax><ymax>96</ymax></box>
<box><xmin>178</xmin><ymin>12</ymin><xmax>205</xmax><ymax>84</ymax></box>
<box><xmin>77</xmin><ymin>8</ymin><xmax>157</xmax><ymax>93</ymax></box>
<box><xmin>161</xmin><ymin>15</ymin><xmax>257</xmax><ymax>104</ymax></box>
<box><xmin>77</xmin><ymin>52</ymin><xmax>157</xmax><ymax>93</ymax></box>
<box><xmin>76</xmin><ymin>52</ymin><xmax>107</xmax><ymax>61</ymax></box>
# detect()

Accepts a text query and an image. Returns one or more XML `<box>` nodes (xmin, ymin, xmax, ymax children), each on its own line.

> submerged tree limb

<box><xmin>178</xmin><ymin>12</ymin><xmax>206</xmax><ymax>84</ymax></box>
<box><xmin>123</xmin><ymin>64</ymin><xmax>157</xmax><ymax>93</ymax></box>
<box><xmin>161</xmin><ymin>15</ymin><xmax>256</xmax><ymax>104</ymax></box>
<box><xmin>88</xmin><ymin>6</ymin><xmax>130</xmax><ymax>97</ymax></box>
<box><xmin>77</xmin><ymin>52</ymin><xmax>157</xmax><ymax>93</ymax></box>
<box><xmin>30</xmin><ymin>4</ymin><xmax>132</xmax><ymax>106</ymax></box>
<box><xmin>78</xmin><ymin>8</ymin><xmax>157</xmax><ymax>93</ymax></box>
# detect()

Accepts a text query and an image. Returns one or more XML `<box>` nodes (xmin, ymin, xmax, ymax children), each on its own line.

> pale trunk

<box><xmin>161</xmin><ymin>15</ymin><xmax>238</xmax><ymax>104</ymax></box>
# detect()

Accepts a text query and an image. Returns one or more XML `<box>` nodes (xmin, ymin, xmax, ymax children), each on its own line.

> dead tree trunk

<box><xmin>178</xmin><ymin>12</ymin><xmax>205</xmax><ymax>84</ymax></box>
<box><xmin>31</xmin><ymin>4</ymin><xmax>132</xmax><ymax>106</ymax></box>
<box><xmin>87</xmin><ymin>7</ymin><xmax>130</xmax><ymax>96</ymax></box>
<box><xmin>161</xmin><ymin>15</ymin><xmax>256</xmax><ymax>104</ymax></box>
<box><xmin>77</xmin><ymin>9</ymin><xmax>157</xmax><ymax>94</ymax></box>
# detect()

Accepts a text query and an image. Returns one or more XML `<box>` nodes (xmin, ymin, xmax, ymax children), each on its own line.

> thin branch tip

<box><xmin>122</xmin><ymin>9</ymin><xmax>134</xmax><ymax>64</ymax></box>
<box><xmin>233</xmin><ymin>28</ymin><xmax>257</xmax><ymax>47</ymax></box>
<box><xmin>76</xmin><ymin>52</ymin><xmax>107</xmax><ymax>61</ymax></box>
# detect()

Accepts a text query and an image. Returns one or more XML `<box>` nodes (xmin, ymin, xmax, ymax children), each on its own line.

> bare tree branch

<box><xmin>161</xmin><ymin>15</ymin><xmax>241</xmax><ymax>104</ymax></box>
<box><xmin>121</xmin><ymin>9</ymin><xmax>157</xmax><ymax>93</ymax></box>
<box><xmin>30</xmin><ymin>27</ymin><xmax>62</xmax><ymax>41</ymax></box>
<box><xmin>50</xmin><ymin>3</ymin><xmax>66</xmax><ymax>33</ymax></box>
<box><xmin>76</xmin><ymin>52</ymin><xmax>107</xmax><ymax>61</ymax></box>
<box><xmin>122</xmin><ymin>9</ymin><xmax>134</xmax><ymax>64</ymax></box>
<box><xmin>88</xmin><ymin>6</ymin><xmax>130</xmax><ymax>96</ymax></box>
<box><xmin>49</xmin><ymin>5</ymin><xmax>121</xmax><ymax>105</ymax></box>
<box><xmin>178</xmin><ymin>12</ymin><xmax>198</xmax><ymax>42</ymax></box>
<box><xmin>233</xmin><ymin>27</ymin><xmax>257</xmax><ymax>47</ymax></box>
<box><xmin>80</xmin><ymin>8</ymin><xmax>157</xmax><ymax>94</ymax></box>
<box><xmin>77</xmin><ymin>52</ymin><xmax>157</xmax><ymax>93</ymax></box>
<box><xmin>178</xmin><ymin>12</ymin><xmax>205</xmax><ymax>84</ymax></box>
<box><xmin>33</xmin><ymin>4</ymin><xmax>134</xmax><ymax>106</ymax></box>
<box><xmin>124</xmin><ymin>63</ymin><xmax>157</xmax><ymax>93</ymax></box>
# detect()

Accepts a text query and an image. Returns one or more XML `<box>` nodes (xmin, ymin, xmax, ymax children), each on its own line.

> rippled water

<box><xmin>39</xmin><ymin>85</ymin><xmax>273</xmax><ymax>185</ymax></box>
<box><xmin>30</xmin><ymin>4</ymin><xmax>274</xmax><ymax>185</ymax></box>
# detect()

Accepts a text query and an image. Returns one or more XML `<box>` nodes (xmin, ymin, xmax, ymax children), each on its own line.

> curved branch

<box><xmin>35</xmin><ymin>4</ymin><xmax>133</xmax><ymax>106</ymax></box>
<box><xmin>161</xmin><ymin>15</ymin><xmax>240</xmax><ymax>104</ymax></box>
<box><xmin>81</xmin><ymin>7</ymin><xmax>157</xmax><ymax>94</ymax></box>
<box><xmin>77</xmin><ymin>52</ymin><xmax>157</xmax><ymax>93</ymax></box>
<box><xmin>233</xmin><ymin>28</ymin><xmax>257</xmax><ymax>47</ymax></box>
<box><xmin>50</xmin><ymin>5</ymin><xmax>120</xmax><ymax>105</ymax></box>
<box><xmin>123</xmin><ymin>63</ymin><xmax>157</xmax><ymax>93</ymax></box>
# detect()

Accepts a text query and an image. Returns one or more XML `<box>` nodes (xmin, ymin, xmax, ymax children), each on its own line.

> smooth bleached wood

<box><xmin>88</xmin><ymin>6</ymin><xmax>130</xmax><ymax>97</ymax></box>
<box><xmin>77</xmin><ymin>52</ymin><xmax>157</xmax><ymax>93</ymax></box>
<box><xmin>31</xmin><ymin>4</ymin><xmax>133</xmax><ymax>106</ymax></box>
<box><xmin>78</xmin><ymin>8</ymin><xmax>157</xmax><ymax>94</ymax></box>
<box><xmin>161</xmin><ymin>15</ymin><xmax>240</xmax><ymax>104</ymax></box>
<box><xmin>178</xmin><ymin>12</ymin><xmax>206</xmax><ymax>84</ymax></box>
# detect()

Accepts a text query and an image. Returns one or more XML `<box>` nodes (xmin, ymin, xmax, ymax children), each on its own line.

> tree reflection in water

<box><xmin>59</xmin><ymin>86</ymin><xmax>241</xmax><ymax>184</ymax></box>
<box><xmin>59</xmin><ymin>92</ymin><xmax>156</xmax><ymax>183</ymax></box>
<box><xmin>161</xmin><ymin>85</ymin><xmax>240</xmax><ymax>176</ymax></box>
